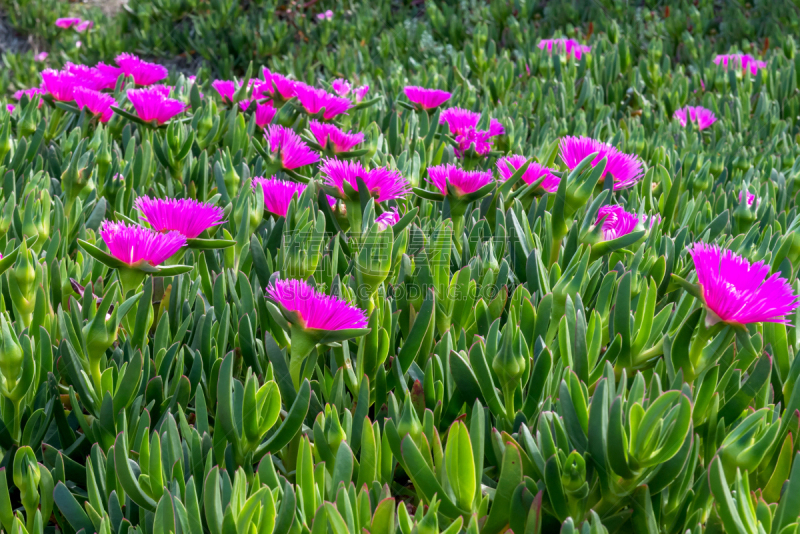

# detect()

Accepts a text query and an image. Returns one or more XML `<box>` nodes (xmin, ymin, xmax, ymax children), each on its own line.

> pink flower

<box><xmin>320</xmin><ymin>158</ymin><xmax>410</xmax><ymax>202</ymax></box>
<box><xmin>100</xmin><ymin>220</ymin><xmax>186</xmax><ymax>267</ymax></box>
<box><xmin>34</xmin><ymin>52</ymin><xmax>48</xmax><ymax>62</ymax></box>
<box><xmin>6</xmin><ymin>104</ymin><xmax>14</xmax><ymax>113</ymax></box>
<box><xmin>440</xmin><ymin>107</ymin><xmax>503</xmax><ymax>136</ymax></box>
<box><xmin>331</xmin><ymin>79</ymin><xmax>351</xmax><ymax>97</ymax></box>
<box><xmin>75</xmin><ymin>20</ymin><xmax>93</xmax><ymax>32</ymax></box>
<box><xmin>101</xmin><ymin>53</ymin><xmax>168</xmax><ymax>86</ymax></box>
<box><xmin>309</xmin><ymin>120</ymin><xmax>364</xmax><ymax>153</ymax></box>
<box><xmin>262</xmin><ymin>68</ymin><xmax>297</xmax><ymax>100</ymax></box>
<box><xmin>740</xmin><ymin>191</ymin><xmax>759</xmax><ymax>208</ymax></box>
<box><xmin>714</xmin><ymin>53</ymin><xmax>766</xmax><ymax>76</ymax></box>
<box><xmin>294</xmin><ymin>83</ymin><xmax>352</xmax><ymax>120</ymax></box>
<box><xmin>689</xmin><ymin>243</ymin><xmax>799</xmax><ymax>325</ymax></box>
<box><xmin>427</xmin><ymin>164</ymin><xmax>494</xmax><ymax>196</ymax></box>
<box><xmin>496</xmin><ymin>155</ymin><xmax>560</xmax><ymax>192</ymax></box>
<box><xmin>253</xmin><ymin>177</ymin><xmax>307</xmax><ymax>217</ymax></box>
<box><xmin>65</xmin><ymin>63</ymin><xmax>110</xmax><ymax>91</ymax></box>
<box><xmin>404</xmin><ymin>86</ymin><xmax>452</xmax><ymax>109</ymax></box>
<box><xmin>455</xmin><ymin>129</ymin><xmax>494</xmax><ymax>157</ymax></box>
<box><xmin>127</xmin><ymin>87</ymin><xmax>187</xmax><ymax>124</ymax></box>
<box><xmin>595</xmin><ymin>205</ymin><xmax>640</xmax><ymax>241</ymax></box>
<box><xmin>266</xmin><ymin>278</ymin><xmax>367</xmax><ymax>330</ymax></box>
<box><xmin>375</xmin><ymin>207</ymin><xmax>401</xmax><ymax>230</ymax></box>
<box><xmin>254</xmin><ymin>101</ymin><xmax>277</xmax><ymax>127</ymax></box>
<box><xmin>355</xmin><ymin>85</ymin><xmax>369</xmax><ymax>103</ymax></box>
<box><xmin>538</xmin><ymin>38</ymin><xmax>591</xmax><ymax>60</ymax></box>
<box><xmin>14</xmin><ymin>87</ymin><xmax>45</xmax><ymax>102</ymax></box>
<box><xmin>55</xmin><ymin>17</ymin><xmax>81</xmax><ymax>29</ymax></box>
<box><xmin>41</xmin><ymin>69</ymin><xmax>78</xmax><ymax>101</ymax></box>
<box><xmin>559</xmin><ymin>136</ymin><xmax>643</xmax><ymax>190</ymax></box>
<box><xmin>673</xmin><ymin>106</ymin><xmax>717</xmax><ymax>130</ymax></box>
<box><xmin>265</xmin><ymin>125</ymin><xmax>320</xmax><ymax>170</ymax></box>
<box><xmin>135</xmin><ymin>196</ymin><xmax>224</xmax><ymax>239</ymax></box>
<box><xmin>212</xmin><ymin>80</ymin><xmax>237</xmax><ymax>102</ymax></box>
<box><xmin>73</xmin><ymin>87</ymin><xmax>116</xmax><ymax>122</ymax></box>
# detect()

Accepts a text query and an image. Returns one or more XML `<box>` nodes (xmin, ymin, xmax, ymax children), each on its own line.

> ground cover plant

<box><xmin>0</xmin><ymin>0</ymin><xmax>800</xmax><ymax>533</ymax></box>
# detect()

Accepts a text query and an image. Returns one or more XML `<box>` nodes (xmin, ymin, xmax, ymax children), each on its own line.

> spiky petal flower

<box><xmin>404</xmin><ymin>86</ymin><xmax>451</xmax><ymax>109</ymax></box>
<box><xmin>65</xmin><ymin>63</ymin><xmax>110</xmax><ymax>91</ymax></box>
<box><xmin>427</xmin><ymin>164</ymin><xmax>494</xmax><ymax>196</ymax></box>
<box><xmin>13</xmin><ymin>87</ymin><xmax>45</xmax><ymax>103</ymax></box>
<box><xmin>440</xmin><ymin>107</ymin><xmax>503</xmax><ymax>136</ymax></box>
<box><xmin>309</xmin><ymin>120</ymin><xmax>364</xmax><ymax>153</ymax></box>
<box><xmin>73</xmin><ymin>87</ymin><xmax>115</xmax><ymax>122</ymax></box>
<box><xmin>135</xmin><ymin>196</ymin><xmax>224</xmax><ymax>239</ymax></box>
<box><xmin>265</xmin><ymin>125</ymin><xmax>320</xmax><ymax>170</ymax></box>
<box><xmin>55</xmin><ymin>17</ymin><xmax>82</xmax><ymax>29</ymax></box>
<box><xmin>253</xmin><ymin>177</ymin><xmax>307</xmax><ymax>217</ymax></box>
<box><xmin>99</xmin><ymin>53</ymin><xmax>168</xmax><ymax>87</ymax></box>
<box><xmin>41</xmin><ymin>69</ymin><xmax>78</xmax><ymax>101</ymax></box>
<box><xmin>674</xmin><ymin>106</ymin><xmax>717</xmax><ymax>130</ymax></box>
<box><xmin>294</xmin><ymin>83</ymin><xmax>352</xmax><ymax>120</ymax></box>
<box><xmin>100</xmin><ymin>220</ymin><xmax>186</xmax><ymax>267</ymax></box>
<box><xmin>714</xmin><ymin>53</ymin><xmax>766</xmax><ymax>76</ymax></box>
<box><xmin>267</xmin><ymin>278</ymin><xmax>367</xmax><ymax>330</ymax></box>
<box><xmin>595</xmin><ymin>205</ymin><xmax>640</xmax><ymax>241</ymax></box>
<box><xmin>375</xmin><ymin>208</ymin><xmax>401</xmax><ymax>230</ymax></box>
<box><xmin>559</xmin><ymin>136</ymin><xmax>643</xmax><ymax>190</ymax></box>
<box><xmin>538</xmin><ymin>38</ymin><xmax>591</xmax><ymax>60</ymax></box>
<box><xmin>254</xmin><ymin>102</ymin><xmax>276</xmax><ymax>128</ymax></box>
<box><xmin>127</xmin><ymin>87</ymin><xmax>187</xmax><ymax>124</ymax></box>
<box><xmin>331</xmin><ymin>79</ymin><xmax>351</xmax><ymax>97</ymax></box>
<box><xmin>354</xmin><ymin>85</ymin><xmax>369</xmax><ymax>103</ymax></box>
<box><xmin>262</xmin><ymin>68</ymin><xmax>297</xmax><ymax>100</ymax></box>
<box><xmin>496</xmin><ymin>155</ymin><xmax>560</xmax><ymax>193</ymax></box>
<box><xmin>319</xmin><ymin>158</ymin><xmax>410</xmax><ymax>202</ymax></box>
<box><xmin>6</xmin><ymin>104</ymin><xmax>14</xmax><ymax>113</ymax></box>
<box><xmin>212</xmin><ymin>80</ymin><xmax>237</xmax><ymax>102</ymax></box>
<box><xmin>740</xmin><ymin>191</ymin><xmax>759</xmax><ymax>208</ymax></box>
<box><xmin>75</xmin><ymin>20</ymin><xmax>93</xmax><ymax>32</ymax></box>
<box><xmin>689</xmin><ymin>243</ymin><xmax>800</xmax><ymax>325</ymax></box>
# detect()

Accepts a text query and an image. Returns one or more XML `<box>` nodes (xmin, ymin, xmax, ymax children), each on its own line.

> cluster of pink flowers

<box><xmin>319</xmin><ymin>158</ymin><xmax>410</xmax><ymax>202</ymax></box>
<box><xmin>55</xmin><ymin>17</ymin><xmax>93</xmax><ymax>32</ymax></box>
<box><xmin>559</xmin><ymin>136</ymin><xmax>643</xmax><ymax>190</ymax></box>
<box><xmin>99</xmin><ymin>53</ymin><xmax>169</xmax><ymax>87</ymax></box>
<box><xmin>309</xmin><ymin>120</ymin><xmax>364</xmax><ymax>153</ymax></box>
<box><xmin>427</xmin><ymin>164</ymin><xmax>494</xmax><ymax>196</ymax></box>
<box><xmin>316</xmin><ymin>10</ymin><xmax>334</xmax><ymax>21</ymax></box>
<box><xmin>496</xmin><ymin>155</ymin><xmax>560</xmax><ymax>193</ymax></box>
<box><xmin>440</xmin><ymin>108</ymin><xmax>505</xmax><ymax>157</ymax></box>
<box><xmin>538</xmin><ymin>38</ymin><xmax>591</xmax><ymax>60</ymax></box>
<box><xmin>262</xmin><ymin>68</ymin><xmax>298</xmax><ymax>100</ymax></box>
<box><xmin>266</xmin><ymin>125</ymin><xmax>320</xmax><ymax>170</ymax></box>
<box><xmin>674</xmin><ymin>106</ymin><xmax>717</xmax><ymax>130</ymax></box>
<box><xmin>404</xmin><ymin>86</ymin><xmax>452</xmax><ymax>110</ymax></box>
<box><xmin>212</xmin><ymin>78</ymin><xmax>277</xmax><ymax>126</ymax></box>
<box><xmin>714</xmin><ymin>53</ymin><xmax>767</xmax><ymax>76</ymax></box>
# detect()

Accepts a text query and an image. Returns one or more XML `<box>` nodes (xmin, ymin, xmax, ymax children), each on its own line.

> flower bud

<box><xmin>0</xmin><ymin>314</ymin><xmax>23</xmax><ymax>394</ymax></box>
<box><xmin>397</xmin><ymin>395</ymin><xmax>423</xmax><ymax>447</ymax></box>
<box><xmin>492</xmin><ymin>314</ymin><xmax>527</xmax><ymax>392</ymax></box>
<box><xmin>324</xmin><ymin>405</ymin><xmax>347</xmax><ymax>456</ymax></box>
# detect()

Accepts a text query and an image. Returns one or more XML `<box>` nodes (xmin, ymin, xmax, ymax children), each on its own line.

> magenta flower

<box><xmin>13</xmin><ymin>87</ymin><xmax>45</xmax><ymax>102</ymax></box>
<box><xmin>355</xmin><ymin>85</ymin><xmax>369</xmax><ymax>103</ymax></box>
<box><xmin>55</xmin><ymin>17</ymin><xmax>81</xmax><ymax>29</ymax></box>
<box><xmin>538</xmin><ymin>38</ymin><xmax>591</xmax><ymax>60</ymax></box>
<box><xmin>75</xmin><ymin>20</ymin><xmax>93</xmax><ymax>32</ymax></box>
<box><xmin>294</xmin><ymin>83</ymin><xmax>352</xmax><ymax>120</ymax></box>
<box><xmin>73</xmin><ymin>87</ymin><xmax>115</xmax><ymax>122</ymax></box>
<box><xmin>6</xmin><ymin>104</ymin><xmax>14</xmax><ymax>113</ymax></box>
<box><xmin>404</xmin><ymin>86</ymin><xmax>451</xmax><ymax>109</ymax></box>
<box><xmin>135</xmin><ymin>197</ymin><xmax>224</xmax><ymax>239</ymax></box>
<box><xmin>440</xmin><ymin>107</ymin><xmax>503</xmax><ymax>136</ymax></box>
<box><xmin>65</xmin><ymin>63</ymin><xmax>110</xmax><ymax>91</ymax></box>
<box><xmin>100</xmin><ymin>220</ymin><xmax>186</xmax><ymax>267</ymax></box>
<box><xmin>212</xmin><ymin>80</ymin><xmax>237</xmax><ymax>102</ymax></box>
<box><xmin>595</xmin><ymin>205</ymin><xmax>641</xmax><ymax>241</ymax></box>
<box><xmin>320</xmin><ymin>158</ymin><xmax>410</xmax><ymax>202</ymax></box>
<box><xmin>41</xmin><ymin>69</ymin><xmax>78</xmax><ymax>101</ymax></box>
<box><xmin>265</xmin><ymin>125</ymin><xmax>320</xmax><ymax>170</ymax></box>
<box><xmin>267</xmin><ymin>278</ymin><xmax>367</xmax><ymax>330</ymax></box>
<box><xmin>714</xmin><ymin>53</ymin><xmax>766</xmax><ymax>76</ymax></box>
<box><xmin>262</xmin><ymin>69</ymin><xmax>297</xmax><ymax>100</ymax></box>
<box><xmin>309</xmin><ymin>120</ymin><xmax>364</xmax><ymax>153</ymax></box>
<box><xmin>689</xmin><ymin>243</ymin><xmax>799</xmax><ymax>325</ymax></box>
<box><xmin>674</xmin><ymin>106</ymin><xmax>717</xmax><ymax>130</ymax></box>
<box><xmin>253</xmin><ymin>177</ymin><xmax>307</xmax><ymax>217</ymax></box>
<box><xmin>375</xmin><ymin>207</ymin><xmax>401</xmax><ymax>230</ymax></box>
<box><xmin>427</xmin><ymin>164</ymin><xmax>494</xmax><ymax>196</ymax></box>
<box><xmin>34</xmin><ymin>52</ymin><xmax>48</xmax><ymax>62</ymax></box>
<box><xmin>100</xmin><ymin>53</ymin><xmax>168</xmax><ymax>86</ymax></box>
<box><xmin>254</xmin><ymin>101</ymin><xmax>277</xmax><ymax>127</ymax></box>
<box><xmin>559</xmin><ymin>136</ymin><xmax>643</xmax><ymax>190</ymax></box>
<box><xmin>496</xmin><ymin>155</ymin><xmax>560</xmax><ymax>193</ymax></box>
<box><xmin>127</xmin><ymin>87</ymin><xmax>187</xmax><ymax>124</ymax></box>
<box><xmin>455</xmin><ymin>129</ymin><xmax>493</xmax><ymax>157</ymax></box>
<box><xmin>315</xmin><ymin>9</ymin><xmax>334</xmax><ymax>20</ymax></box>
<box><xmin>740</xmin><ymin>191</ymin><xmax>759</xmax><ymax>208</ymax></box>
<box><xmin>331</xmin><ymin>79</ymin><xmax>351</xmax><ymax>97</ymax></box>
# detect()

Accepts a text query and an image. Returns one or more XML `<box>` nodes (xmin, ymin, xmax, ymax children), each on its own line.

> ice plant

<box><xmin>595</xmin><ymin>205</ymin><xmax>640</xmax><ymax>241</ymax></box>
<box><xmin>212</xmin><ymin>80</ymin><xmax>237</xmax><ymax>102</ymax></box>
<box><xmin>309</xmin><ymin>120</ymin><xmax>364</xmax><ymax>153</ymax></box>
<box><xmin>41</xmin><ymin>69</ymin><xmax>78</xmax><ymax>101</ymax></box>
<box><xmin>34</xmin><ymin>52</ymin><xmax>48</xmax><ymax>62</ymax></box>
<box><xmin>440</xmin><ymin>107</ymin><xmax>503</xmax><ymax>136</ymax></box>
<box><xmin>265</xmin><ymin>125</ymin><xmax>320</xmax><ymax>170</ymax></box>
<box><xmin>262</xmin><ymin>68</ymin><xmax>297</xmax><ymax>100</ymax></box>
<box><xmin>354</xmin><ymin>85</ymin><xmax>369</xmax><ymax>103</ymax></box>
<box><xmin>331</xmin><ymin>79</ymin><xmax>351</xmax><ymax>97</ymax></box>
<box><xmin>13</xmin><ymin>88</ymin><xmax>44</xmax><ymax>104</ymax></box>
<box><xmin>75</xmin><ymin>20</ymin><xmax>93</xmax><ymax>32</ymax></box>
<box><xmin>65</xmin><ymin>63</ymin><xmax>110</xmax><ymax>91</ymax></box>
<box><xmin>127</xmin><ymin>87</ymin><xmax>187</xmax><ymax>125</ymax></box>
<box><xmin>674</xmin><ymin>106</ymin><xmax>717</xmax><ymax>130</ymax></box>
<box><xmin>99</xmin><ymin>53</ymin><xmax>168</xmax><ymax>86</ymax></box>
<box><xmin>266</xmin><ymin>278</ymin><xmax>368</xmax><ymax>387</ymax></box>
<box><xmin>253</xmin><ymin>177</ymin><xmax>307</xmax><ymax>218</ymax></box>
<box><xmin>559</xmin><ymin>136</ymin><xmax>643</xmax><ymax>190</ymax></box>
<box><xmin>55</xmin><ymin>17</ymin><xmax>82</xmax><ymax>29</ymax></box>
<box><xmin>6</xmin><ymin>105</ymin><xmax>13</xmax><ymax>113</ymax></box>
<box><xmin>538</xmin><ymin>38</ymin><xmax>591</xmax><ymax>60</ymax></box>
<box><xmin>714</xmin><ymin>53</ymin><xmax>766</xmax><ymax>75</ymax></box>
<box><xmin>497</xmin><ymin>155</ymin><xmax>560</xmax><ymax>193</ymax></box>
<box><xmin>294</xmin><ymin>83</ymin><xmax>352</xmax><ymax>120</ymax></box>
<box><xmin>740</xmin><ymin>191</ymin><xmax>759</xmax><ymax>207</ymax></box>
<box><xmin>254</xmin><ymin>102</ymin><xmax>277</xmax><ymax>128</ymax></box>
<box><xmin>73</xmin><ymin>87</ymin><xmax>115</xmax><ymax>122</ymax></box>
<box><xmin>404</xmin><ymin>86</ymin><xmax>451</xmax><ymax>110</ymax></box>
<box><xmin>320</xmin><ymin>158</ymin><xmax>410</xmax><ymax>203</ymax></box>
<box><xmin>427</xmin><ymin>164</ymin><xmax>494</xmax><ymax>196</ymax></box>
<box><xmin>136</xmin><ymin>196</ymin><xmax>224</xmax><ymax>239</ymax></box>
<box><xmin>375</xmin><ymin>207</ymin><xmax>400</xmax><ymax>230</ymax></box>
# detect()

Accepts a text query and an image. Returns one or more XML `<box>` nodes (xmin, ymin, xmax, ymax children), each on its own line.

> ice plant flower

<box><xmin>136</xmin><ymin>196</ymin><xmax>224</xmax><ymax>239</ymax></box>
<box><xmin>440</xmin><ymin>107</ymin><xmax>504</xmax><ymax>136</ymax></box>
<box><xmin>714</xmin><ymin>53</ymin><xmax>766</xmax><ymax>75</ymax></box>
<box><xmin>404</xmin><ymin>86</ymin><xmax>451</xmax><ymax>110</ymax></box>
<box><xmin>41</xmin><ymin>69</ymin><xmax>78</xmax><ymax>101</ymax></box>
<box><xmin>127</xmin><ymin>87</ymin><xmax>187</xmax><ymax>125</ymax></box>
<box><xmin>674</xmin><ymin>106</ymin><xmax>717</xmax><ymax>130</ymax></box>
<box><xmin>253</xmin><ymin>177</ymin><xmax>307</xmax><ymax>218</ymax></box>
<box><xmin>75</xmin><ymin>20</ymin><xmax>93</xmax><ymax>32</ymax></box>
<box><xmin>559</xmin><ymin>136</ymin><xmax>643</xmax><ymax>190</ymax></box>
<box><xmin>55</xmin><ymin>17</ymin><xmax>81</xmax><ymax>29</ymax></box>
<box><xmin>595</xmin><ymin>205</ymin><xmax>640</xmax><ymax>241</ymax></box>
<box><xmin>265</xmin><ymin>125</ymin><xmax>320</xmax><ymax>170</ymax></box>
<box><xmin>294</xmin><ymin>83</ymin><xmax>352</xmax><ymax>120</ymax></box>
<box><xmin>316</xmin><ymin>9</ymin><xmax>334</xmax><ymax>20</ymax></box>
<box><xmin>427</xmin><ymin>164</ymin><xmax>494</xmax><ymax>196</ymax></box>
<box><xmin>689</xmin><ymin>243</ymin><xmax>799</xmax><ymax>325</ymax></box>
<box><xmin>309</xmin><ymin>120</ymin><xmax>364</xmax><ymax>153</ymax></box>
<box><xmin>320</xmin><ymin>158</ymin><xmax>410</xmax><ymax>202</ymax></box>
<box><xmin>65</xmin><ymin>63</ymin><xmax>110</xmax><ymax>91</ymax></box>
<box><xmin>100</xmin><ymin>53</ymin><xmax>168</xmax><ymax>86</ymax></box>
<box><xmin>538</xmin><ymin>38</ymin><xmax>591</xmax><ymax>60</ymax></box>
<box><xmin>101</xmin><ymin>220</ymin><xmax>186</xmax><ymax>267</ymax></box>
<box><xmin>375</xmin><ymin>207</ymin><xmax>401</xmax><ymax>230</ymax></box>
<box><xmin>6</xmin><ymin>105</ymin><xmax>13</xmax><ymax>113</ymax></box>
<box><xmin>34</xmin><ymin>52</ymin><xmax>47</xmax><ymax>62</ymax></box>
<box><xmin>262</xmin><ymin>69</ymin><xmax>297</xmax><ymax>100</ymax></box>
<box><xmin>13</xmin><ymin>87</ymin><xmax>45</xmax><ymax>102</ymax></box>
<box><xmin>355</xmin><ymin>85</ymin><xmax>369</xmax><ymax>103</ymax></box>
<box><xmin>740</xmin><ymin>191</ymin><xmax>759</xmax><ymax>208</ymax></box>
<box><xmin>73</xmin><ymin>87</ymin><xmax>115</xmax><ymax>122</ymax></box>
<box><xmin>254</xmin><ymin>101</ymin><xmax>277</xmax><ymax>127</ymax></box>
<box><xmin>331</xmin><ymin>79</ymin><xmax>351</xmax><ymax>97</ymax></box>
<box><xmin>497</xmin><ymin>155</ymin><xmax>560</xmax><ymax>193</ymax></box>
<box><xmin>212</xmin><ymin>80</ymin><xmax>237</xmax><ymax>102</ymax></box>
